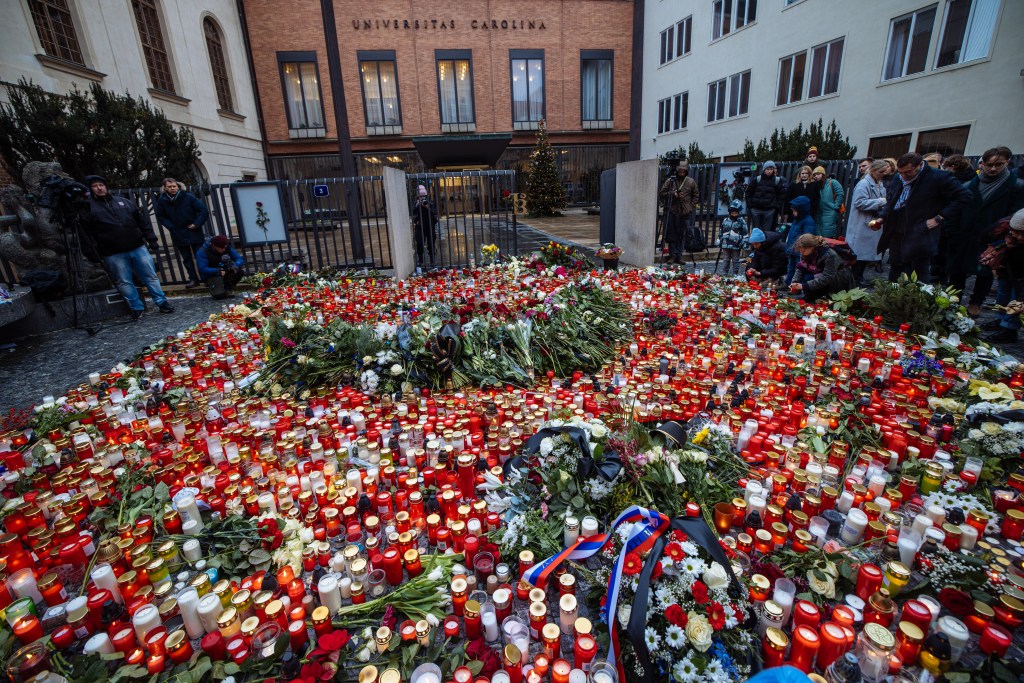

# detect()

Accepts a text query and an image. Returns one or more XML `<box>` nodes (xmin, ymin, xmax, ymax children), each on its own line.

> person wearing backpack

<box><xmin>784</xmin><ymin>195</ymin><xmax>818</xmax><ymax>284</ymax></box>
<box><xmin>813</xmin><ymin>166</ymin><xmax>845</xmax><ymax>238</ymax></box>
<box><xmin>196</xmin><ymin>235</ymin><xmax>245</xmax><ymax>299</ymax></box>
<box><xmin>789</xmin><ymin>234</ymin><xmax>856</xmax><ymax>302</ymax></box>
<box><xmin>745</xmin><ymin>161</ymin><xmax>787</xmax><ymax>232</ymax></box>
<box><xmin>659</xmin><ymin>162</ymin><xmax>700</xmax><ymax>264</ymax></box>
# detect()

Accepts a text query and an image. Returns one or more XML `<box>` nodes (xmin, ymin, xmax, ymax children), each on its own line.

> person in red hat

<box><xmin>195</xmin><ymin>234</ymin><xmax>245</xmax><ymax>298</ymax></box>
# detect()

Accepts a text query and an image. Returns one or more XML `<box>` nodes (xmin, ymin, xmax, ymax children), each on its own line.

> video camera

<box><xmin>733</xmin><ymin>167</ymin><xmax>753</xmax><ymax>182</ymax></box>
<box><xmin>38</xmin><ymin>175</ymin><xmax>91</xmax><ymax>215</ymax></box>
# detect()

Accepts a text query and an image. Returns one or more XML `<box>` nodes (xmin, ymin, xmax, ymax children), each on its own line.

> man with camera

<box><xmin>659</xmin><ymin>162</ymin><xmax>700</xmax><ymax>264</ymax></box>
<box><xmin>195</xmin><ymin>235</ymin><xmax>245</xmax><ymax>299</ymax></box>
<box><xmin>79</xmin><ymin>175</ymin><xmax>174</xmax><ymax>320</ymax></box>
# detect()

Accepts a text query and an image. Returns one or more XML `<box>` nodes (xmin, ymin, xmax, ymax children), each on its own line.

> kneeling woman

<box><xmin>789</xmin><ymin>234</ymin><xmax>856</xmax><ymax>302</ymax></box>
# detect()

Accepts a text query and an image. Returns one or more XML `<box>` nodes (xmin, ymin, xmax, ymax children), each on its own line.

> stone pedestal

<box><xmin>613</xmin><ymin>159</ymin><xmax>659</xmax><ymax>268</ymax></box>
<box><xmin>383</xmin><ymin>167</ymin><xmax>415</xmax><ymax>280</ymax></box>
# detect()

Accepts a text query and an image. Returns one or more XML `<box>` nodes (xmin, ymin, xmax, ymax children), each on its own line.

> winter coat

<box><xmin>80</xmin><ymin>193</ymin><xmax>158</xmax><ymax>258</ymax></box>
<box><xmin>720</xmin><ymin>216</ymin><xmax>747</xmax><ymax>249</ymax></box>
<box><xmin>878</xmin><ymin>164</ymin><xmax>971</xmax><ymax>260</ymax></box>
<box><xmin>195</xmin><ymin>238</ymin><xmax>244</xmax><ymax>279</ymax></box>
<box><xmin>947</xmin><ymin>173</ymin><xmax>1024</xmax><ymax>276</ymax></box>
<box><xmin>845</xmin><ymin>175</ymin><xmax>888</xmax><ymax>261</ymax></box>
<box><xmin>155</xmin><ymin>190</ymin><xmax>210</xmax><ymax>246</ymax></box>
<box><xmin>817</xmin><ymin>178</ymin><xmax>845</xmax><ymax>238</ymax></box>
<box><xmin>660</xmin><ymin>174</ymin><xmax>699</xmax><ymax>216</ymax></box>
<box><xmin>794</xmin><ymin>246</ymin><xmax>857</xmax><ymax>297</ymax></box>
<box><xmin>750</xmin><ymin>231</ymin><xmax>788</xmax><ymax>279</ymax></box>
<box><xmin>788</xmin><ymin>178</ymin><xmax>822</xmax><ymax>222</ymax></box>
<box><xmin>785</xmin><ymin>196</ymin><xmax>818</xmax><ymax>255</ymax></box>
<box><xmin>745</xmin><ymin>173</ymin><xmax>788</xmax><ymax>213</ymax></box>
<box><xmin>411</xmin><ymin>196</ymin><xmax>438</xmax><ymax>230</ymax></box>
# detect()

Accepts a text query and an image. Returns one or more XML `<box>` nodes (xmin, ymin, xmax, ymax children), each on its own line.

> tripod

<box><xmin>55</xmin><ymin>210</ymin><xmax>128</xmax><ymax>335</ymax></box>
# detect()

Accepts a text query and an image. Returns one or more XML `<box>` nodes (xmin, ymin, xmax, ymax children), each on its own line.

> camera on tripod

<box><xmin>38</xmin><ymin>175</ymin><xmax>91</xmax><ymax>217</ymax></box>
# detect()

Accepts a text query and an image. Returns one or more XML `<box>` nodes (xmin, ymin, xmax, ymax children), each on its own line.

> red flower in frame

<box><xmin>691</xmin><ymin>580</ymin><xmax>709</xmax><ymax>605</ymax></box>
<box><xmin>665</xmin><ymin>604</ymin><xmax>687</xmax><ymax>628</ymax></box>
<box><xmin>622</xmin><ymin>552</ymin><xmax>644</xmax><ymax>576</ymax></box>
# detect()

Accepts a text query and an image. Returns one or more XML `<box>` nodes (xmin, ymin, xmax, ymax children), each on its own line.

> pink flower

<box><xmin>280</xmin><ymin>337</ymin><xmax>296</xmax><ymax>348</ymax></box>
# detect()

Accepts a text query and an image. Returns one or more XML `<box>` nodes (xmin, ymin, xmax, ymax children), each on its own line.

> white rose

<box><xmin>390</xmin><ymin>364</ymin><xmax>404</xmax><ymax>376</ymax></box>
<box><xmin>298</xmin><ymin>528</ymin><xmax>314</xmax><ymax>543</ymax></box>
<box><xmin>362</xmin><ymin>355</ymin><xmax>374</xmax><ymax>364</ymax></box>
<box><xmin>968</xmin><ymin>429</ymin><xmax>985</xmax><ymax>440</ymax></box>
<box><xmin>617</xmin><ymin>604</ymin><xmax>632</xmax><ymax>628</ymax></box>
<box><xmin>685</xmin><ymin>612</ymin><xmax>714</xmax><ymax>652</ymax></box>
<box><xmin>807</xmin><ymin>570</ymin><xmax>836</xmax><ymax>599</ymax></box>
<box><xmin>356</xmin><ymin>646</ymin><xmax>371</xmax><ymax>662</ymax></box>
<box><xmin>982</xmin><ymin>422</ymin><xmax>1002</xmax><ymax>436</ymax></box>
<box><xmin>703</xmin><ymin>562</ymin><xmax>730</xmax><ymax>591</ymax></box>
<box><xmin>590</xmin><ymin>423</ymin><xmax>608</xmax><ymax>439</ymax></box>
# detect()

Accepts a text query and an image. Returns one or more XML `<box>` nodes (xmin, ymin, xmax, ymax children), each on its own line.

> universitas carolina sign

<box><xmin>350</xmin><ymin>18</ymin><xmax>547</xmax><ymax>30</ymax></box>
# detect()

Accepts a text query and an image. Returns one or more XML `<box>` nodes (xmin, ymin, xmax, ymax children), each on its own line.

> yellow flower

<box><xmin>969</xmin><ymin>380</ymin><xmax>1016</xmax><ymax>402</ymax></box>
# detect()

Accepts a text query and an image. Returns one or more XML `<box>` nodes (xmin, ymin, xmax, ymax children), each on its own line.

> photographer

<box><xmin>411</xmin><ymin>185</ymin><xmax>438</xmax><ymax>264</ymax></box>
<box><xmin>79</xmin><ymin>174</ymin><xmax>174</xmax><ymax>320</ymax></box>
<box><xmin>195</xmin><ymin>235</ymin><xmax>245</xmax><ymax>299</ymax></box>
<box><xmin>659</xmin><ymin>162</ymin><xmax>700</xmax><ymax>264</ymax></box>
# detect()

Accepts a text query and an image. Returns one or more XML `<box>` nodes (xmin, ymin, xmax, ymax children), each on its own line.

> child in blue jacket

<box><xmin>784</xmin><ymin>195</ymin><xmax>817</xmax><ymax>284</ymax></box>
<box><xmin>719</xmin><ymin>200</ymin><xmax>747</xmax><ymax>275</ymax></box>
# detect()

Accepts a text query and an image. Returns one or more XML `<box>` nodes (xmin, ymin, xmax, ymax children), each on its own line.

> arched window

<box><xmin>203</xmin><ymin>18</ymin><xmax>234</xmax><ymax>113</ymax></box>
<box><xmin>131</xmin><ymin>0</ymin><xmax>176</xmax><ymax>93</ymax></box>
<box><xmin>29</xmin><ymin>0</ymin><xmax>84</xmax><ymax>65</ymax></box>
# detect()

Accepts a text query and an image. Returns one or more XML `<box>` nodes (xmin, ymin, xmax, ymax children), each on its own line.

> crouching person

<box><xmin>196</xmin><ymin>235</ymin><xmax>244</xmax><ymax>299</ymax></box>
<box><xmin>789</xmin><ymin>234</ymin><xmax>857</xmax><ymax>303</ymax></box>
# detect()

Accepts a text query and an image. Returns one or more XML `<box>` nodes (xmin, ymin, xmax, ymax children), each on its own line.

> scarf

<box><xmin>893</xmin><ymin>163</ymin><xmax>923</xmax><ymax>211</ymax></box>
<box><xmin>978</xmin><ymin>168</ymin><xmax>1010</xmax><ymax>203</ymax></box>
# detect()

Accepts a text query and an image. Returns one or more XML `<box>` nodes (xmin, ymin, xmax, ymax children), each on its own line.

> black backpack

<box><xmin>684</xmin><ymin>223</ymin><xmax>707</xmax><ymax>253</ymax></box>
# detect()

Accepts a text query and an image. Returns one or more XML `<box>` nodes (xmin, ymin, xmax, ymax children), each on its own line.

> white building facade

<box><xmin>0</xmin><ymin>0</ymin><xmax>266</xmax><ymax>184</ymax></box>
<box><xmin>641</xmin><ymin>0</ymin><xmax>1024</xmax><ymax>161</ymax></box>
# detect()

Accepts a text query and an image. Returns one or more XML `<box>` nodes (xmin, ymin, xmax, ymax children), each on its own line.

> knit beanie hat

<box><xmin>211</xmin><ymin>235</ymin><xmax>229</xmax><ymax>248</ymax></box>
<box><xmin>418</xmin><ymin>185</ymin><xmax>428</xmax><ymax>196</ymax></box>
<box><xmin>1010</xmin><ymin>209</ymin><xmax>1024</xmax><ymax>232</ymax></box>
<box><xmin>813</xmin><ymin>166</ymin><xmax>827</xmax><ymax>176</ymax></box>
<box><xmin>749</xmin><ymin>228</ymin><xmax>767</xmax><ymax>244</ymax></box>
<box><xmin>807</xmin><ymin>146</ymin><xmax>818</xmax><ymax>155</ymax></box>
<box><xmin>763</xmin><ymin>161</ymin><xmax>776</xmax><ymax>170</ymax></box>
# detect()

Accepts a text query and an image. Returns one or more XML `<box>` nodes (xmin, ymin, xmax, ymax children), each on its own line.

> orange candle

<box><xmin>13</xmin><ymin>615</ymin><xmax>43</xmax><ymax>644</ymax></box>
<box><xmin>552</xmin><ymin>659</ymin><xmax>572</xmax><ymax>683</ymax></box>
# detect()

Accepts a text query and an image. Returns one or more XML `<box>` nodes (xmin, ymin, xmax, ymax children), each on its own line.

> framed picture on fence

<box><xmin>230</xmin><ymin>181</ymin><xmax>289</xmax><ymax>247</ymax></box>
<box><xmin>715</xmin><ymin>163</ymin><xmax>755</xmax><ymax>217</ymax></box>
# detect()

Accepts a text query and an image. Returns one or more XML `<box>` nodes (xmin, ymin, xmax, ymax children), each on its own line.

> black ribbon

<box><xmin>968</xmin><ymin>409</ymin><xmax>1024</xmax><ymax>426</ymax></box>
<box><xmin>626</xmin><ymin>515</ymin><xmax>759</xmax><ymax>682</ymax></box>
<box><xmin>430</xmin><ymin>322</ymin><xmax>462</xmax><ymax>377</ymax></box>
<box><xmin>503</xmin><ymin>426</ymin><xmax>622</xmax><ymax>483</ymax></box>
<box><xmin>649</xmin><ymin>420</ymin><xmax>689</xmax><ymax>448</ymax></box>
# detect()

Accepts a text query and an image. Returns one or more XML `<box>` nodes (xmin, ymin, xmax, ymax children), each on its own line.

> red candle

<box><xmin>147</xmin><ymin>653</ymin><xmax>166</xmax><ymax>675</ymax></box>
<box><xmin>792</xmin><ymin>600</ymin><xmax>820</xmax><ymax>630</ymax></box>
<box><xmin>50</xmin><ymin>624</ymin><xmax>76</xmax><ymax>649</ymax></box>
<box><xmin>789</xmin><ymin>625</ymin><xmax>819</xmax><ymax>673</ymax></box>
<box><xmin>13</xmin><ymin>614</ymin><xmax>44</xmax><ymax>644</ymax></box>
<box><xmin>979</xmin><ymin>624</ymin><xmax>1012</xmax><ymax>657</ymax></box>
<box><xmin>444</xmin><ymin>615</ymin><xmax>460</xmax><ymax>639</ymax></box>
<box><xmin>855</xmin><ymin>564</ymin><xmax>884</xmax><ymax>601</ymax></box>
<box><xmin>381</xmin><ymin>548</ymin><xmax>403</xmax><ymax>585</ymax></box>
<box><xmin>817</xmin><ymin>621</ymin><xmax>849</xmax><ymax>670</ymax></box>
<box><xmin>899</xmin><ymin>600</ymin><xmax>933</xmax><ymax>635</ymax></box>
<box><xmin>201</xmin><ymin>632</ymin><xmax>226</xmax><ymax>660</ymax></box>
<box><xmin>552</xmin><ymin>658</ymin><xmax>572</xmax><ymax>683</ymax></box>
<box><xmin>573</xmin><ymin>633</ymin><xmax>597</xmax><ymax>671</ymax></box>
<box><xmin>112</xmin><ymin>626</ymin><xmax>137</xmax><ymax>654</ymax></box>
<box><xmin>763</xmin><ymin>627</ymin><xmax>788</xmax><ymax>668</ymax></box>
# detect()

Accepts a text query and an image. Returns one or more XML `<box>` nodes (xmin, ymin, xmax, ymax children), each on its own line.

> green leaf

<box><xmin>467</xmin><ymin>660</ymin><xmax>485</xmax><ymax>676</ymax></box>
<box><xmin>570</xmin><ymin>495</ymin><xmax>586</xmax><ymax>509</ymax></box>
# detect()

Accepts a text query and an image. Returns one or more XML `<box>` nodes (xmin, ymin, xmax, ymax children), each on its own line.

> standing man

<box><xmin>155</xmin><ymin>178</ymin><xmax>209</xmax><ymax>288</ymax></box>
<box><xmin>856</xmin><ymin>157</ymin><xmax>874</xmax><ymax>181</ymax></box>
<box><xmin>877</xmin><ymin>153</ymin><xmax>971</xmax><ymax>284</ymax></box>
<box><xmin>659</xmin><ymin>162</ymin><xmax>700</xmax><ymax>264</ymax></box>
<box><xmin>80</xmin><ymin>175</ymin><xmax>174</xmax><ymax>320</ymax></box>
<box><xmin>745</xmin><ymin>161</ymin><xmax>787</xmax><ymax>232</ymax></box>
<box><xmin>411</xmin><ymin>185</ymin><xmax>438</xmax><ymax>265</ymax></box>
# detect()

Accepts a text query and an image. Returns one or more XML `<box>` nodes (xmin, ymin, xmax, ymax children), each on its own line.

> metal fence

<box><xmin>406</xmin><ymin>170</ymin><xmax>518</xmax><ymax>270</ymax></box>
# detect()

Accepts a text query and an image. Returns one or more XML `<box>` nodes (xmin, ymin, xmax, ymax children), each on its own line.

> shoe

<box><xmin>985</xmin><ymin>328</ymin><xmax>1019</xmax><ymax>344</ymax></box>
<box><xmin>980</xmin><ymin>319</ymin><xmax>1004</xmax><ymax>331</ymax></box>
<box><xmin>967</xmin><ymin>303</ymin><xmax>982</xmax><ymax>317</ymax></box>
<box><xmin>129</xmin><ymin>309</ymin><xmax>143</xmax><ymax>321</ymax></box>
<box><xmin>158</xmin><ymin>302</ymin><xmax>175</xmax><ymax>314</ymax></box>
<box><xmin>186</xmin><ymin>280</ymin><xmax>202</xmax><ymax>289</ymax></box>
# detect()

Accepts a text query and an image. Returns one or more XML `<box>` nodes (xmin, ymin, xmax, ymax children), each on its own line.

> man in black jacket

<box><xmin>79</xmin><ymin>175</ymin><xmax>174</xmax><ymax>320</ymax></box>
<box><xmin>746</xmin><ymin>228</ymin><xmax>788</xmax><ymax>283</ymax></box>
<box><xmin>745</xmin><ymin>161</ymin><xmax>787</xmax><ymax>231</ymax></box>
<box><xmin>155</xmin><ymin>178</ymin><xmax>209</xmax><ymax>287</ymax></box>
<box><xmin>879</xmin><ymin>153</ymin><xmax>971</xmax><ymax>284</ymax></box>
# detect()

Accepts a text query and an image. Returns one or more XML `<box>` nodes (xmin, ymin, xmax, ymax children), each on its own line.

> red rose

<box><xmin>665</xmin><ymin>604</ymin><xmax>687</xmax><ymax>628</ymax></box>
<box><xmin>691</xmin><ymin>580</ymin><xmax>709</xmax><ymax>605</ymax></box>
<box><xmin>937</xmin><ymin>587</ymin><xmax>974</xmax><ymax>619</ymax></box>
<box><xmin>466</xmin><ymin>637</ymin><xmax>501</xmax><ymax>678</ymax></box>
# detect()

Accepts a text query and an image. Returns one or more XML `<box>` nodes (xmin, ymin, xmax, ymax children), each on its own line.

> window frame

<box><xmin>776</xmin><ymin>50</ymin><xmax>806</xmax><ymax>107</ymax></box>
<box><xmin>882</xmin><ymin>5</ymin><xmax>937</xmax><ymax>81</ymax></box>
<box><xmin>867</xmin><ymin>133</ymin><xmax>913</xmax><ymax>160</ymax></box>
<box><xmin>580</xmin><ymin>49</ymin><xmax>614</xmax><ymax>128</ymax></box>
<box><xmin>934</xmin><ymin>0</ymin><xmax>1000</xmax><ymax>69</ymax></box>
<box><xmin>807</xmin><ymin>36</ymin><xmax>845</xmax><ymax>99</ymax></box>
<box><xmin>28</xmin><ymin>0</ymin><xmax>85</xmax><ymax>66</ymax></box>
<box><xmin>915</xmin><ymin>124</ymin><xmax>971</xmax><ymax>156</ymax></box>
<box><xmin>276</xmin><ymin>51</ymin><xmax>327</xmax><ymax>137</ymax></box>
<box><xmin>357</xmin><ymin>50</ymin><xmax>403</xmax><ymax>135</ymax></box>
<box><xmin>712</xmin><ymin>0</ymin><xmax>757</xmax><ymax>41</ymax></box>
<box><xmin>707</xmin><ymin>70</ymin><xmax>749</xmax><ymax>123</ymax></box>
<box><xmin>660</xmin><ymin>16</ymin><xmax>693</xmax><ymax>65</ymax></box>
<box><xmin>131</xmin><ymin>0</ymin><xmax>177</xmax><ymax>95</ymax></box>
<box><xmin>509</xmin><ymin>49</ymin><xmax>545</xmax><ymax>130</ymax></box>
<box><xmin>435</xmin><ymin>49</ymin><xmax>476</xmax><ymax>131</ymax></box>
<box><xmin>656</xmin><ymin>91</ymin><xmax>688</xmax><ymax>135</ymax></box>
<box><xmin>203</xmin><ymin>16</ymin><xmax>235</xmax><ymax>114</ymax></box>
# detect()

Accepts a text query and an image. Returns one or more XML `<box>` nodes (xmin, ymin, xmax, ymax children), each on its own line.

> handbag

<box><xmin>979</xmin><ymin>243</ymin><xmax>1006</xmax><ymax>270</ymax></box>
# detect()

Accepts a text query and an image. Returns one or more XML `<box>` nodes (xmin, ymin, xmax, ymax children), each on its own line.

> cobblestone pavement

<box><xmin>0</xmin><ymin>294</ymin><xmax>233</xmax><ymax>412</ymax></box>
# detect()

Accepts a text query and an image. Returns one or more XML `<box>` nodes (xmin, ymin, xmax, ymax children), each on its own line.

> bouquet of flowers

<box><xmin>596</xmin><ymin>244</ymin><xmax>623</xmax><ymax>260</ymax></box>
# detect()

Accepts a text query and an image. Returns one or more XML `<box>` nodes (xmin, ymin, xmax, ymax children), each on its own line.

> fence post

<box><xmin>382</xmin><ymin>167</ymin><xmax>415</xmax><ymax>279</ymax></box>
<box><xmin>614</xmin><ymin>159</ymin><xmax>660</xmax><ymax>268</ymax></box>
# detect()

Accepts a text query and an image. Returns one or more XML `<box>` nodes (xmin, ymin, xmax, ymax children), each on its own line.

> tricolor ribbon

<box><xmin>523</xmin><ymin>505</ymin><xmax>671</xmax><ymax>674</ymax></box>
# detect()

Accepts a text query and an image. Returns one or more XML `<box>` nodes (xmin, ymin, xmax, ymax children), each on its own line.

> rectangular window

<box><xmin>916</xmin><ymin>124</ymin><xmax>971</xmax><ymax>156</ymax></box>
<box><xmin>660</xmin><ymin>25</ymin><xmax>674</xmax><ymax>65</ymax></box>
<box><xmin>776</xmin><ymin>51</ymin><xmax>806</xmax><ymax>106</ymax></box>
<box><xmin>358</xmin><ymin>52</ymin><xmax>401</xmax><ymax>133</ymax></box>
<box><xmin>713</xmin><ymin>0</ymin><xmax>756</xmax><ymax>40</ymax></box>
<box><xmin>657</xmin><ymin>92</ymin><xmax>688</xmax><ymax>134</ymax></box>
<box><xmin>132</xmin><ymin>0</ymin><xmax>176</xmax><ymax>94</ymax></box>
<box><xmin>436</xmin><ymin>50</ymin><xmax>475</xmax><ymax>129</ymax></box>
<box><xmin>676</xmin><ymin>17</ymin><xmax>692</xmax><ymax>58</ymax></box>
<box><xmin>708</xmin><ymin>71</ymin><xmax>748</xmax><ymax>122</ymax></box>
<box><xmin>936</xmin><ymin>0</ymin><xmax>999</xmax><ymax>68</ymax></box>
<box><xmin>883</xmin><ymin>6</ymin><xmax>937</xmax><ymax>80</ymax></box>
<box><xmin>581</xmin><ymin>51</ymin><xmax>613</xmax><ymax>126</ymax></box>
<box><xmin>278</xmin><ymin>52</ymin><xmax>326</xmax><ymax>137</ymax></box>
<box><xmin>807</xmin><ymin>37</ymin><xmax>844</xmax><ymax>98</ymax></box>
<box><xmin>29</xmin><ymin>0</ymin><xmax>85</xmax><ymax>65</ymax></box>
<box><xmin>867</xmin><ymin>133</ymin><xmax>912</xmax><ymax>159</ymax></box>
<box><xmin>511</xmin><ymin>50</ymin><xmax>544</xmax><ymax>128</ymax></box>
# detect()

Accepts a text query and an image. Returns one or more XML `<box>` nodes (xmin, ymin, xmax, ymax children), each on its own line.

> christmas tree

<box><xmin>525</xmin><ymin>120</ymin><xmax>566</xmax><ymax>217</ymax></box>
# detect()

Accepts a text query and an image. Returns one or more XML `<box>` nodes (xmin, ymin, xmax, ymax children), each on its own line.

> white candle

<box><xmin>564</xmin><ymin>517</ymin><xmax>580</xmax><ymax>548</ymax></box>
<box><xmin>491</xmin><ymin>673</ymin><xmax>511</xmax><ymax>683</ymax></box>
<box><xmin>91</xmin><ymin>563</ymin><xmax>122</xmax><ymax>603</ymax></box>
<box><xmin>938</xmin><ymin>615</ymin><xmax>969</xmax><ymax>662</ymax></box>
<box><xmin>581</xmin><ymin>516</ymin><xmax>599</xmax><ymax>538</ymax></box>
<box><xmin>182</xmin><ymin>518</ymin><xmax>204</xmax><ymax>536</ymax></box>
<box><xmin>559</xmin><ymin>594</ymin><xmax>578</xmax><ymax>634</ymax></box>
<box><xmin>346</xmin><ymin>469</ymin><xmax>362</xmax><ymax>493</ymax></box>
<box><xmin>482</xmin><ymin>608</ymin><xmax>499</xmax><ymax>642</ymax></box>
<box><xmin>176</xmin><ymin>494</ymin><xmax>200</xmax><ymax>524</ymax></box>
<box><xmin>177</xmin><ymin>587</ymin><xmax>206</xmax><ymax>639</ymax></box>
<box><xmin>840</xmin><ymin>508</ymin><xmax>868</xmax><ymax>544</ymax></box>
<box><xmin>257</xmin><ymin>492</ymin><xmax>277</xmax><ymax>513</ymax></box>
<box><xmin>772</xmin><ymin>578</ymin><xmax>796</xmax><ymax>625</ymax></box>
<box><xmin>132</xmin><ymin>604</ymin><xmax>161</xmax><ymax>644</ymax></box>
<box><xmin>89</xmin><ymin>372</ymin><xmax>101</xmax><ymax>385</ymax></box>
<box><xmin>926</xmin><ymin>504</ymin><xmax>946</xmax><ymax>526</ymax></box>
<box><xmin>868</xmin><ymin>475</ymin><xmax>887</xmax><ymax>497</ymax></box>
<box><xmin>959</xmin><ymin>523</ymin><xmax>979</xmax><ymax>550</ymax></box>
<box><xmin>569</xmin><ymin>671</ymin><xmax>587</xmax><ymax>683</ymax></box>
<box><xmin>338</xmin><ymin>577</ymin><xmax>352</xmax><ymax>599</ymax></box>
<box><xmin>83</xmin><ymin>632</ymin><xmax>115</xmax><ymax>655</ymax></box>
<box><xmin>9</xmin><ymin>568</ymin><xmax>43</xmax><ymax>604</ymax></box>
<box><xmin>197</xmin><ymin>593</ymin><xmax>224</xmax><ymax>633</ymax></box>
<box><xmin>182</xmin><ymin>539</ymin><xmax>202</xmax><ymax>563</ymax></box>
<box><xmin>835</xmin><ymin>491</ymin><xmax>855</xmax><ymax>515</ymax></box>
<box><xmin>912</xmin><ymin>514</ymin><xmax>933</xmax><ymax>536</ymax></box>
<box><xmin>318</xmin><ymin>575</ymin><xmax>342</xmax><ymax>613</ymax></box>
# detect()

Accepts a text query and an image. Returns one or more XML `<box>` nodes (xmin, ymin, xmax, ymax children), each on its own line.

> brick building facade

<box><xmin>242</xmin><ymin>0</ymin><xmax>633</xmax><ymax>202</ymax></box>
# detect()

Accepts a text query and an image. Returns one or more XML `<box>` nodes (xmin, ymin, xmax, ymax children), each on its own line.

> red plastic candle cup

<box><xmin>788</xmin><ymin>625</ymin><xmax>820</xmax><ymax>673</ymax></box>
<box><xmin>13</xmin><ymin>615</ymin><xmax>44</xmax><ymax>644</ymax></box>
<box><xmin>855</xmin><ymin>564</ymin><xmax>884</xmax><ymax>601</ymax></box>
<box><xmin>201</xmin><ymin>632</ymin><xmax>226</xmax><ymax>660</ymax></box>
<box><xmin>816</xmin><ymin>622</ymin><xmax>849</xmax><ymax>670</ymax></box>
<box><xmin>979</xmin><ymin>624</ymin><xmax>1012</xmax><ymax>658</ymax></box>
